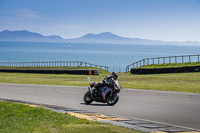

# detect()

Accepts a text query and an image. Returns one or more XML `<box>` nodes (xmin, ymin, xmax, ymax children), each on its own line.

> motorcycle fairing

<box><xmin>100</xmin><ymin>86</ymin><xmax>112</xmax><ymax>102</ymax></box>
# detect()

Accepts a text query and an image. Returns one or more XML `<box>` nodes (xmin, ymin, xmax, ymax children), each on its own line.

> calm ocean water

<box><xmin>0</xmin><ymin>41</ymin><xmax>200</xmax><ymax>71</ymax></box>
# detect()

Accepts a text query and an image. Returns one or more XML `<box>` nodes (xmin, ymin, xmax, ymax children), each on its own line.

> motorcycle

<box><xmin>83</xmin><ymin>78</ymin><xmax>123</xmax><ymax>106</ymax></box>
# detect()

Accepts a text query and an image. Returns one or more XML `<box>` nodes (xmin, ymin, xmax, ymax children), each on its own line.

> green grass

<box><xmin>119</xmin><ymin>72</ymin><xmax>200</xmax><ymax>93</ymax></box>
<box><xmin>0</xmin><ymin>71</ymin><xmax>200</xmax><ymax>93</ymax></box>
<box><xmin>0</xmin><ymin>65</ymin><xmax>200</xmax><ymax>93</ymax></box>
<box><xmin>0</xmin><ymin>101</ymin><xmax>142</xmax><ymax>133</ymax></box>
<box><xmin>137</xmin><ymin>62</ymin><xmax>200</xmax><ymax>69</ymax></box>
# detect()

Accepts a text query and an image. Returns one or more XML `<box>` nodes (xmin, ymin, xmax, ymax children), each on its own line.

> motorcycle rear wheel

<box><xmin>106</xmin><ymin>93</ymin><xmax>119</xmax><ymax>106</ymax></box>
<box><xmin>83</xmin><ymin>91</ymin><xmax>94</xmax><ymax>104</ymax></box>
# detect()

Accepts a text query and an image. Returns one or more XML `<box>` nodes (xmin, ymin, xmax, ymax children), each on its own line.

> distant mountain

<box><xmin>0</xmin><ymin>30</ymin><xmax>64</xmax><ymax>42</ymax></box>
<box><xmin>0</xmin><ymin>30</ymin><xmax>199</xmax><ymax>45</ymax></box>
<box><xmin>66</xmin><ymin>32</ymin><xmax>200</xmax><ymax>45</ymax></box>
<box><xmin>66</xmin><ymin>32</ymin><xmax>134</xmax><ymax>44</ymax></box>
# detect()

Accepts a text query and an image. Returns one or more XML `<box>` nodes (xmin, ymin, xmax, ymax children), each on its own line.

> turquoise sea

<box><xmin>0</xmin><ymin>41</ymin><xmax>200</xmax><ymax>72</ymax></box>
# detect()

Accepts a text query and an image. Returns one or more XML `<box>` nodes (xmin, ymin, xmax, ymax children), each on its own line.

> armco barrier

<box><xmin>131</xmin><ymin>66</ymin><xmax>200</xmax><ymax>74</ymax></box>
<box><xmin>0</xmin><ymin>69</ymin><xmax>99</xmax><ymax>75</ymax></box>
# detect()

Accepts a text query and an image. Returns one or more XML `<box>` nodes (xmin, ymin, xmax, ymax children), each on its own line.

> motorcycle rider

<box><xmin>93</xmin><ymin>72</ymin><xmax>118</xmax><ymax>95</ymax></box>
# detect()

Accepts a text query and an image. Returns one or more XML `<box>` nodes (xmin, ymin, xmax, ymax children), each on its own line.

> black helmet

<box><xmin>112</xmin><ymin>72</ymin><xmax>118</xmax><ymax>80</ymax></box>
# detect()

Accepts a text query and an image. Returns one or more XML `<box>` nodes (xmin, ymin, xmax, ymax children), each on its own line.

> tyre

<box><xmin>106</xmin><ymin>93</ymin><xmax>119</xmax><ymax>106</ymax></box>
<box><xmin>83</xmin><ymin>91</ymin><xmax>94</xmax><ymax>104</ymax></box>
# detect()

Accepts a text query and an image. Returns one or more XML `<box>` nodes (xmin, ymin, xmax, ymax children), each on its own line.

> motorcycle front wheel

<box><xmin>106</xmin><ymin>93</ymin><xmax>119</xmax><ymax>106</ymax></box>
<box><xmin>83</xmin><ymin>91</ymin><xmax>94</xmax><ymax>104</ymax></box>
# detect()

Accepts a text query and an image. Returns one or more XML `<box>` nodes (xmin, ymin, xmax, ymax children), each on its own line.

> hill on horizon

<box><xmin>0</xmin><ymin>30</ymin><xmax>199</xmax><ymax>45</ymax></box>
<box><xmin>0</xmin><ymin>30</ymin><xmax>64</xmax><ymax>42</ymax></box>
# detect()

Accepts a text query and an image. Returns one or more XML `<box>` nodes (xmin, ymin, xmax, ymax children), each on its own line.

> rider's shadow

<box><xmin>80</xmin><ymin>103</ymin><xmax>111</xmax><ymax>106</ymax></box>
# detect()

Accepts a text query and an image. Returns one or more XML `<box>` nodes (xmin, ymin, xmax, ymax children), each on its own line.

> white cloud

<box><xmin>0</xmin><ymin>8</ymin><xmax>40</xmax><ymax>31</ymax></box>
<box><xmin>0</xmin><ymin>8</ymin><xmax>39</xmax><ymax>23</ymax></box>
<box><xmin>14</xmin><ymin>9</ymin><xmax>39</xmax><ymax>19</ymax></box>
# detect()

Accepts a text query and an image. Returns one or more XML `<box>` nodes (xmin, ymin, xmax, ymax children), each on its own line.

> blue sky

<box><xmin>0</xmin><ymin>0</ymin><xmax>200</xmax><ymax>41</ymax></box>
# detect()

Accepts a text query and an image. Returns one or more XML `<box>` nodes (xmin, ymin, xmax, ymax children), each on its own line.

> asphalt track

<box><xmin>0</xmin><ymin>83</ymin><xmax>200</xmax><ymax>130</ymax></box>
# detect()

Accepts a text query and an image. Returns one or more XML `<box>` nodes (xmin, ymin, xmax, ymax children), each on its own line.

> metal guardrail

<box><xmin>0</xmin><ymin>61</ymin><xmax>109</xmax><ymax>71</ymax></box>
<box><xmin>1</xmin><ymin>54</ymin><xmax>200</xmax><ymax>73</ymax></box>
<box><xmin>126</xmin><ymin>54</ymin><xmax>200</xmax><ymax>72</ymax></box>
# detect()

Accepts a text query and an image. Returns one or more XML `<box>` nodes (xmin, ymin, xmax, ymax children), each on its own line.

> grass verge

<box><xmin>0</xmin><ymin>71</ymin><xmax>200</xmax><ymax>93</ymax></box>
<box><xmin>0</xmin><ymin>101</ymin><xmax>142</xmax><ymax>133</ymax></box>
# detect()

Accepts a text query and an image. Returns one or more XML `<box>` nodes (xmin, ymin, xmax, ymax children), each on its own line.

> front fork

<box><xmin>88</xmin><ymin>87</ymin><xmax>94</xmax><ymax>99</ymax></box>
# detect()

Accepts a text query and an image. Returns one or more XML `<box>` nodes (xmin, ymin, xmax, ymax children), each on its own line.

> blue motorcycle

<box><xmin>83</xmin><ymin>79</ymin><xmax>123</xmax><ymax>106</ymax></box>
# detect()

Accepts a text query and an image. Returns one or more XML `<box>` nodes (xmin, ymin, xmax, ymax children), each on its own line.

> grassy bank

<box><xmin>138</xmin><ymin>62</ymin><xmax>200</xmax><ymax>69</ymax></box>
<box><xmin>0</xmin><ymin>71</ymin><xmax>200</xmax><ymax>93</ymax></box>
<box><xmin>119</xmin><ymin>72</ymin><xmax>200</xmax><ymax>93</ymax></box>
<box><xmin>0</xmin><ymin>101</ymin><xmax>141</xmax><ymax>133</ymax></box>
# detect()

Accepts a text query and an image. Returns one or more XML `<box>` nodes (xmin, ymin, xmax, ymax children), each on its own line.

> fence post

<box><xmin>182</xmin><ymin>56</ymin><xmax>184</xmax><ymax>63</ymax></box>
<box><xmin>198</xmin><ymin>55</ymin><xmax>200</xmax><ymax>62</ymax></box>
<box><xmin>189</xmin><ymin>55</ymin><xmax>191</xmax><ymax>62</ymax></box>
<box><xmin>175</xmin><ymin>56</ymin><xmax>177</xmax><ymax>63</ymax></box>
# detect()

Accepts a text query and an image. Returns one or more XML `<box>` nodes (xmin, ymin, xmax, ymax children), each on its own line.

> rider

<box><xmin>93</xmin><ymin>72</ymin><xmax>118</xmax><ymax>93</ymax></box>
<box><xmin>103</xmin><ymin>71</ymin><xmax>118</xmax><ymax>86</ymax></box>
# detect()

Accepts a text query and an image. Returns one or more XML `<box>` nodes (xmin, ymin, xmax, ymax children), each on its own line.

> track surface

<box><xmin>0</xmin><ymin>83</ymin><xmax>200</xmax><ymax>130</ymax></box>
